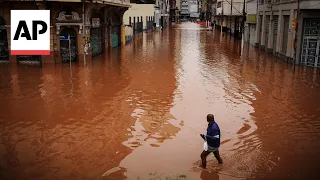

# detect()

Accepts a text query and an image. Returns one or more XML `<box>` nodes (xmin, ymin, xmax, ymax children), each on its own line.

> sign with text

<box><xmin>11</xmin><ymin>10</ymin><xmax>50</xmax><ymax>55</ymax></box>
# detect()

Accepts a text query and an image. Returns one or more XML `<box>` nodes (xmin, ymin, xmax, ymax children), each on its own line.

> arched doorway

<box><xmin>0</xmin><ymin>16</ymin><xmax>8</xmax><ymax>61</ymax></box>
<box><xmin>60</xmin><ymin>28</ymin><xmax>77</xmax><ymax>63</ymax></box>
<box><xmin>111</xmin><ymin>15</ymin><xmax>121</xmax><ymax>48</ymax></box>
<box><xmin>111</xmin><ymin>26</ymin><xmax>120</xmax><ymax>48</ymax></box>
<box><xmin>90</xmin><ymin>10</ymin><xmax>104</xmax><ymax>56</ymax></box>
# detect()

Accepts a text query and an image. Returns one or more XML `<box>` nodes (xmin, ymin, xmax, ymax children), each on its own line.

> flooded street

<box><xmin>1</xmin><ymin>22</ymin><xmax>320</xmax><ymax>180</ymax></box>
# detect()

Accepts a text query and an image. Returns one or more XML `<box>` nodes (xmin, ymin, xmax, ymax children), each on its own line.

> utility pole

<box><xmin>221</xmin><ymin>0</ymin><xmax>224</xmax><ymax>33</ymax></box>
<box><xmin>230</xmin><ymin>0</ymin><xmax>232</xmax><ymax>35</ymax></box>
<box><xmin>82</xmin><ymin>1</ymin><xmax>87</xmax><ymax>67</ymax></box>
<box><xmin>241</xmin><ymin>0</ymin><xmax>246</xmax><ymax>39</ymax></box>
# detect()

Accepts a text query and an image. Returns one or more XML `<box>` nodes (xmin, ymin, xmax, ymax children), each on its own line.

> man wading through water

<box><xmin>200</xmin><ymin>114</ymin><xmax>223</xmax><ymax>168</ymax></box>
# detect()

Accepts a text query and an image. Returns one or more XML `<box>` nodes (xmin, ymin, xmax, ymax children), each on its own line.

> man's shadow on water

<box><xmin>200</xmin><ymin>170</ymin><xmax>219</xmax><ymax>180</ymax></box>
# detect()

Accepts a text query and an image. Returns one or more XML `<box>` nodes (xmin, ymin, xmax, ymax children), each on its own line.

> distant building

<box><xmin>189</xmin><ymin>0</ymin><xmax>200</xmax><ymax>19</ymax></box>
<box><xmin>200</xmin><ymin>0</ymin><xmax>214</xmax><ymax>21</ymax></box>
<box><xmin>155</xmin><ymin>0</ymin><xmax>170</xmax><ymax>28</ymax></box>
<box><xmin>211</xmin><ymin>0</ymin><xmax>217</xmax><ymax>23</ymax></box>
<box><xmin>180</xmin><ymin>0</ymin><xmax>200</xmax><ymax>19</ymax></box>
<box><xmin>215</xmin><ymin>0</ymin><xmax>244</xmax><ymax>37</ymax></box>
<box><xmin>122</xmin><ymin>3</ymin><xmax>155</xmax><ymax>43</ymax></box>
<box><xmin>180</xmin><ymin>0</ymin><xmax>190</xmax><ymax>18</ymax></box>
<box><xmin>123</xmin><ymin>4</ymin><xmax>155</xmax><ymax>30</ymax></box>
<box><xmin>170</xmin><ymin>0</ymin><xmax>180</xmax><ymax>22</ymax></box>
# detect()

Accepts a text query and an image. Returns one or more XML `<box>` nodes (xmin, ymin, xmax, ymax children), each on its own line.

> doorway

<box><xmin>301</xmin><ymin>19</ymin><xmax>320</xmax><ymax>67</ymax></box>
<box><xmin>60</xmin><ymin>28</ymin><xmax>78</xmax><ymax>63</ymax></box>
<box><xmin>111</xmin><ymin>26</ymin><xmax>120</xmax><ymax>48</ymax></box>
<box><xmin>90</xmin><ymin>25</ymin><xmax>103</xmax><ymax>56</ymax></box>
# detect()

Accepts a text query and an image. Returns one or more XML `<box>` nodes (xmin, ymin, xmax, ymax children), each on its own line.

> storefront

<box><xmin>111</xmin><ymin>26</ymin><xmax>120</xmax><ymax>48</ymax></box>
<box><xmin>90</xmin><ymin>17</ymin><xmax>103</xmax><ymax>56</ymax></box>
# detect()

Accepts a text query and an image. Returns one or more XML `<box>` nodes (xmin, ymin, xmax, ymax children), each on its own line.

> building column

<box><xmin>244</xmin><ymin>23</ymin><xmax>249</xmax><ymax>42</ymax></box>
<box><xmin>287</xmin><ymin>9</ymin><xmax>295</xmax><ymax>58</ymax></box>
<box><xmin>121</xmin><ymin>23</ymin><xmax>125</xmax><ymax>45</ymax></box>
<box><xmin>276</xmin><ymin>10</ymin><xmax>283</xmax><ymax>54</ymax></box>
<box><xmin>267</xmin><ymin>15</ymin><xmax>273</xmax><ymax>52</ymax></box>
<box><xmin>255</xmin><ymin>12</ymin><xmax>261</xmax><ymax>47</ymax></box>
<box><xmin>79</xmin><ymin>25</ymin><xmax>91</xmax><ymax>62</ymax></box>
<box><xmin>295</xmin><ymin>10</ymin><xmax>303</xmax><ymax>65</ymax></box>
<box><xmin>261</xmin><ymin>11</ymin><xmax>266</xmax><ymax>48</ymax></box>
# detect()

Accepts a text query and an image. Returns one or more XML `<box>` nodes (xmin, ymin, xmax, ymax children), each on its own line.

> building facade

<box><xmin>180</xmin><ymin>0</ymin><xmax>199</xmax><ymax>19</ymax></box>
<box><xmin>155</xmin><ymin>0</ymin><xmax>170</xmax><ymax>28</ymax></box>
<box><xmin>0</xmin><ymin>0</ymin><xmax>130</xmax><ymax>64</ymax></box>
<box><xmin>200</xmin><ymin>0</ymin><xmax>215</xmax><ymax>21</ymax></box>
<box><xmin>122</xmin><ymin>3</ymin><xmax>155</xmax><ymax>44</ymax></box>
<box><xmin>215</xmin><ymin>0</ymin><xmax>245</xmax><ymax>37</ymax></box>
<box><xmin>244</xmin><ymin>0</ymin><xmax>258</xmax><ymax>45</ymax></box>
<box><xmin>253</xmin><ymin>0</ymin><xmax>320</xmax><ymax>67</ymax></box>
<box><xmin>180</xmin><ymin>0</ymin><xmax>190</xmax><ymax>18</ymax></box>
<box><xmin>170</xmin><ymin>0</ymin><xmax>181</xmax><ymax>22</ymax></box>
<box><xmin>189</xmin><ymin>0</ymin><xmax>200</xmax><ymax>19</ymax></box>
<box><xmin>211</xmin><ymin>0</ymin><xmax>217</xmax><ymax>23</ymax></box>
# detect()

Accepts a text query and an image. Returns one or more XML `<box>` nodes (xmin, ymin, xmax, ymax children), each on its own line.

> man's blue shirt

<box><xmin>206</xmin><ymin>122</ymin><xmax>220</xmax><ymax>148</ymax></box>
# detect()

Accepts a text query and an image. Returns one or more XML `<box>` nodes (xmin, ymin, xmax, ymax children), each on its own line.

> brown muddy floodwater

<box><xmin>1</xmin><ymin>22</ymin><xmax>320</xmax><ymax>180</ymax></box>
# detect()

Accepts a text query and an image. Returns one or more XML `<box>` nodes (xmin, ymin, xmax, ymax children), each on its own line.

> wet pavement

<box><xmin>1</xmin><ymin>22</ymin><xmax>320</xmax><ymax>180</ymax></box>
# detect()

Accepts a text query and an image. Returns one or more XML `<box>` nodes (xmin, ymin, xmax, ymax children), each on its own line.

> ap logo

<box><xmin>11</xmin><ymin>10</ymin><xmax>50</xmax><ymax>55</ymax></box>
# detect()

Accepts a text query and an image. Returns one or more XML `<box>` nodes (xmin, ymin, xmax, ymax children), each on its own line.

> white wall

<box><xmin>124</xmin><ymin>26</ymin><xmax>133</xmax><ymax>41</ymax></box>
<box><xmin>176</xmin><ymin>0</ymin><xmax>181</xmax><ymax>10</ymax></box>
<box><xmin>189</xmin><ymin>4</ymin><xmax>198</xmax><ymax>13</ymax></box>
<box><xmin>216</xmin><ymin>0</ymin><xmax>244</xmax><ymax>16</ymax></box>
<box><xmin>244</xmin><ymin>24</ymin><xmax>256</xmax><ymax>45</ymax></box>
<box><xmin>244</xmin><ymin>0</ymin><xmax>257</xmax><ymax>45</ymax></box>
<box><xmin>246</xmin><ymin>0</ymin><xmax>257</xmax><ymax>15</ymax></box>
<box><xmin>123</xmin><ymin>4</ymin><xmax>155</xmax><ymax>29</ymax></box>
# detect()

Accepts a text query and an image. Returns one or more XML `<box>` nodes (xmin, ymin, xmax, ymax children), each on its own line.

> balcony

<box><xmin>216</xmin><ymin>1</ymin><xmax>244</xmax><ymax>16</ymax></box>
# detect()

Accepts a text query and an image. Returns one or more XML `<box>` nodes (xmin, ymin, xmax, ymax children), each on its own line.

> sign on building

<box><xmin>92</xmin><ymin>18</ymin><xmax>100</xmax><ymax>28</ymax></box>
<box><xmin>247</xmin><ymin>14</ymin><xmax>257</xmax><ymax>24</ymax></box>
<box><xmin>11</xmin><ymin>10</ymin><xmax>50</xmax><ymax>55</ymax></box>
